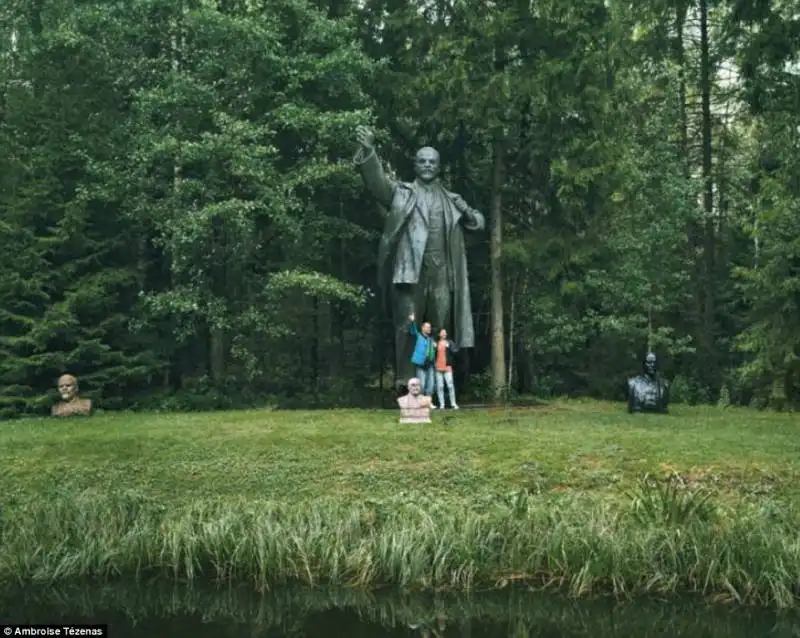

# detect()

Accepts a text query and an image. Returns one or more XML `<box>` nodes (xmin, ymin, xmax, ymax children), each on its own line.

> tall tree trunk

<box><xmin>489</xmin><ymin>137</ymin><xmax>506</xmax><ymax>401</ymax></box>
<box><xmin>209</xmin><ymin>325</ymin><xmax>226</xmax><ymax>381</ymax></box>
<box><xmin>675</xmin><ymin>0</ymin><xmax>706</xmax><ymax>385</ymax></box>
<box><xmin>753</xmin><ymin>217</ymin><xmax>759</xmax><ymax>268</ymax></box>
<box><xmin>673</xmin><ymin>0</ymin><xmax>689</xmax><ymax>178</ymax></box>
<box><xmin>209</xmin><ymin>221</ymin><xmax>227</xmax><ymax>382</ymax></box>
<box><xmin>28</xmin><ymin>0</ymin><xmax>43</xmax><ymax>37</ymax></box>
<box><xmin>699</xmin><ymin>0</ymin><xmax>717</xmax><ymax>387</ymax></box>
<box><xmin>169</xmin><ymin>9</ymin><xmax>183</xmax><ymax>388</ymax></box>
<box><xmin>311</xmin><ymin>296</ymin><xmax>320</xmax><ymax>389</ymax></box>
<box><xmin>331</xmin><ymin>200</ymin><xmax>345</xmax><ymax>376</ymax></box>
<box><xmin>507</xmin><ymin>275</ymin><xmax>517</xmax><ymax>397</ymax></box>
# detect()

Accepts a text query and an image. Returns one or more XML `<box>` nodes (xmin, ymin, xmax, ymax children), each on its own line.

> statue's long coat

<box><xmin>355</xmin><ymin>148</ymin><xmax>485</xmax><ymax>348</ymax></box>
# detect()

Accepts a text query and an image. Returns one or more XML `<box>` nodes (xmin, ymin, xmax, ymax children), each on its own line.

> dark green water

<box><xmin>0</xmin><ymin>583</ymin><xmax>797</xmax><ymax>637</ymax></box>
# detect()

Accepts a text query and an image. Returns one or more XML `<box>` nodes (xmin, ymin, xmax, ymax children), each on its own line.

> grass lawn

<box><xmin>2</xmin><ymin>399</ymin><xmax>798</xmax><ymax>503</ymax></box>
<box><xmin>1</xmin><ymin>400</ymin><xmax>799</xmax><ymax>605</ymax></box>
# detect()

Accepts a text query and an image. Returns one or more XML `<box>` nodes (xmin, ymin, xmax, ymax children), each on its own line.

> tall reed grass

<box><xmin>1</xmin><ymin>480</ymin><xmax>798</xmax><ymax>607</ymax></box>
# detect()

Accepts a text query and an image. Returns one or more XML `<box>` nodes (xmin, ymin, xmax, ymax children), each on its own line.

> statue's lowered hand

<box><xmin>356</xmin><ymin>125</ymin><xmax>375</xmax><ymax>151</ymax></box>
<box><xmin>452</xmin><ymin>195</ymin><xmax>470</xmax><ymax>215</ymax></box>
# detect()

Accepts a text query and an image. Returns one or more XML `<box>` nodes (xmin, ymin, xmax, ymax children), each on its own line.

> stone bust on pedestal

<box><xmin>52</xmin><ymin>374</ymin><xmax>93</xmax><ymax>417</ymax></box>
<box><xmin>397</xmin><ymin>377</ymin><xmax>432</xmax><ymax>424</ymax></box>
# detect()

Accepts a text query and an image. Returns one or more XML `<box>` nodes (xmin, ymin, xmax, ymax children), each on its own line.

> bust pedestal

<box><xmin>52</xmin><ymin>398</ymin><xmax>93</xmax><ymax>418</ymax></box>
<box><xmin>627</xmin><ymin>376</ymin><xmax>668</xmax><ymax>413</ymax></box>
<box><xmin>397</xmin><ymin>394</ymin><xmax>432</xmax><ymax>424</ymax></box>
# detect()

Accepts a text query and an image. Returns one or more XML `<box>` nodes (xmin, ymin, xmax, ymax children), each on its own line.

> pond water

<box><xmin>0</xmin><ymin>582</ymin><xmax>796</xmax><ymax>637</ymax></box>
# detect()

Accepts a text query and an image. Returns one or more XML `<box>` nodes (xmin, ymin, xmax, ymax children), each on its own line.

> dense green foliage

<box><xmin>0</xmin><ymin>0</ymin><xmax>798</xmax><ymax>413</ymax></box>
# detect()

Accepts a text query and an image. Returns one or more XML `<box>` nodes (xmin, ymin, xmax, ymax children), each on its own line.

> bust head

<box><xmin>643</xmin><ymin>353</ymin><xmax>658</xmax><ymax>378</ymax></box>
<box><xmin>407</xmin><ymin>377</ymin><xmax>422</xmax><ymax>396</ymax></box>
<box><xmin>414</xmin><ymin>147</ymin><xmax>440</xmax><ymax>183</ymax></box>
<box><xmin>57</xmin><ymin>374</ymin><xmax>79</xmax><ymax>402</ymax></box>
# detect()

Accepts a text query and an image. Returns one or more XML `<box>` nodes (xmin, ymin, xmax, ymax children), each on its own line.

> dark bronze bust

<box><xmin>627</xmin><ymin>353</ymin><xmax>669</xmax><ymax>413</ymax></box>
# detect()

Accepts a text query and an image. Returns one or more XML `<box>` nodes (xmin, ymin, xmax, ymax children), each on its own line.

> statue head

<box><xmin>407</xmin><ymin>377</ymin><xmax>422</xmax><ymax>396</ymax></box>
<box><xmin>643</xmin><ymin>352</ymin><xmax>658</xmax><ymax>377</ymax></box>
<box><xmin>57</xmin><ymin>374</ymin><xmax>79</xmax><ymax>402</ymax></box>
<box><xmin>414</xmin><ymin>147</ymin><xmax>440</xmax><ymax>183</ymax></box>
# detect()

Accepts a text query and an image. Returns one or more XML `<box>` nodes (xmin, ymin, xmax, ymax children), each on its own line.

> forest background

<box><xmin>0</xmin><ymin>0</ymin><xmax>797</xmax><ymax>416</ymax></box>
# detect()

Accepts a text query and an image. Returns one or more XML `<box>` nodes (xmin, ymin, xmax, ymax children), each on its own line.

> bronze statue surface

<box><xmin>627</xmin><ymin>353</ymin><xmax>669</xmax><ymax>413</ymax></box>
<box><xmin>52</xmin><ymin>374</ymin><xmax>93</xmax><ymax>417</ymax></box>
<box><xmin>354</xmin><ymin>126</ymin><xmax>485</xmax><ymax>386</ymax></box>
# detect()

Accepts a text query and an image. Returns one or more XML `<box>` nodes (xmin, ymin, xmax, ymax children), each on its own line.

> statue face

<box><xmin>644</xmin><ymin>353</ymin><xmax>657</xmax><ymax>376</ymax></box>
<box><xmin>407</xmin><ymin>378</ymin><xmax>422</xmax><ymax>396</ymax></box>
<box><xmin>414</xmin><ymin>147</ymin><xmax>440</xmax><ymax>183</ymax></box>
<box><xmin>57</xmin><ymin>375</ymin><xmax>78</xmax><ymax>401</ymax></box>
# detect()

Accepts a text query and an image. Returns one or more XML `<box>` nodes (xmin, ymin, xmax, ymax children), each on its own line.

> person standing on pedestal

<box><xmin>353</xmin><ymin>126</ymin><xmax>485</xmax><ymax>389</ymax></box>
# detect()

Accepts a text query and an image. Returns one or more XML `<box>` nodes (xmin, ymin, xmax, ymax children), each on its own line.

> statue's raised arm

<box><xmin>353</xmin><ymin>126</ymin><xmax>396</xmax><ymax>208</ymax></box>
<box><xmin>353</xmin><ymin>125</ymin><xmax>484</xmax><ymax>390</ymax></box>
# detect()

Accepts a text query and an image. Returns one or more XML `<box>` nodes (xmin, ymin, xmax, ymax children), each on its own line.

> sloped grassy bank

<box><xmin>2</xmin><ymin>482</ymin><xmax>798</xmax><ymax>607</ymax></box>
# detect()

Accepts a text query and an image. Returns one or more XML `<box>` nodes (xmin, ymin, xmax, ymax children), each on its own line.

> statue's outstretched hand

<box><xmin>356</xmin><ymin>126</ymin><xmax>375</xmax><ymax>151</ymax></box>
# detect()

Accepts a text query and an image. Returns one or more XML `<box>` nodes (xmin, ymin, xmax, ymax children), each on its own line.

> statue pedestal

<box><xmin>627</xmin><ymin>376</ymin><xmax>668</xmax><ymax>413</ymax></box>
<box><xmin>398</xmin><ymin>396</ymin><xmax>432</xmax><ymax>423</ymax></box>
<box><xmin>52</xmin><ymin>398</ymin><xmax>93</xmax><ymax>418</ymax></box>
